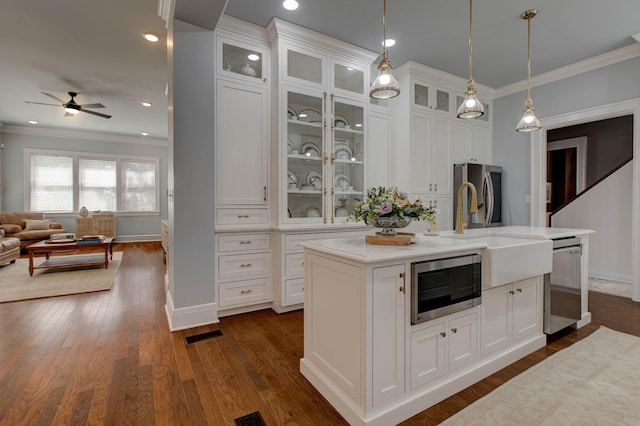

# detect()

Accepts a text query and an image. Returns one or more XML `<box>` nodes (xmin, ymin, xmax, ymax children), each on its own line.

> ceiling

<box><xmin>1</xmin><ymin>0</ymin><xmax>638</xmax><ymax>140</ymax></box>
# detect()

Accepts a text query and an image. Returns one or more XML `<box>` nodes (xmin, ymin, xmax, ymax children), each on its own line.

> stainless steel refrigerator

<box><xmin>453</xmin><ymin>163</ymin><xmax>503</xmax><ymax>229</ymax></box>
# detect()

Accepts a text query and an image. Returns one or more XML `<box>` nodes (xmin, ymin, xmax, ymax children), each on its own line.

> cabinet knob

<box><xmin>440</xmin><ymin>332</ymin><xmax>446</xmax><ymax>338</ymax></box>
<box><xmin>451</xmin><ymin>328</ymin><xmax>458</xmax><ymax>333</ymax></box>
<box><xmin>509</xmin><ymin>290</ymin><xmax>515</xmax><ymax>295</ymax></box>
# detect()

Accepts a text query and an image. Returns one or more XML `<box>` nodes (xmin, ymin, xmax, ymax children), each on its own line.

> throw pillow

<box><xmin>0</xmin><ymin>224</ymin><xmax>22</xmax><ymax>234</ymax></box>
<box><xmin>24</xmin><ymin>219</ymin><xmax>51</xmax><ymax>231</ymax></box>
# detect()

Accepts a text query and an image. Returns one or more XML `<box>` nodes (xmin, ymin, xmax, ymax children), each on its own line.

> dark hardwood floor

<box><xmin>0</xmin><ymin>242</ymin><xmax>638</xmax><ymax>425</ymax></box>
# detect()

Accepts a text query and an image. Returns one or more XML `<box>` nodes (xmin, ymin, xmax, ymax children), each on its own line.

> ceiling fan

<box><xmin>25</xmin><ymin>91</ymin><xmax>112</xmax><ymax>119</ymax></box>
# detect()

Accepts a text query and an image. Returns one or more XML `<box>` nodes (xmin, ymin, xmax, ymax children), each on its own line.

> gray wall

<box><xmin>493</xmin><ymin>57</ymin><xmax>640</xmax><ymax>225</ymax></box>
<box><xmin>0</xmin><ymin>130</ymin><xmax>168</xmax><ymax>236</ymax></box>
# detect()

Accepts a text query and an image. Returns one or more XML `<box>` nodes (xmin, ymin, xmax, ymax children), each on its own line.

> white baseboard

<box><xmin>165</xmin><ymin>290</ymin><xmax>219</xmax><ymax>331</ymax></box>
<box><xmin>113</xmin><ymin>234</ymin><xmax>161</xmax><ymax>243</ymax></box>
<box><xmin>217</xmin><ymin>302</ymin><xmax>273</xmax><ymax>318</ymax></box>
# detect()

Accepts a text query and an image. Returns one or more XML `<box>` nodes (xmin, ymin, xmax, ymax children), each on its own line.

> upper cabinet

<box><xmin>413</xmin><ymin>82</ymin><xmax>452</xmax><ymax>116</ymax></box>
<box><xmin>269</xmin><ymin>18</ymin><xmax>378</xmax><ymax>227</ymax></box>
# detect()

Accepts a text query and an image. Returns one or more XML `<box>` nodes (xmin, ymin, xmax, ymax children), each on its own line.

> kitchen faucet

<box><xmin>455</xmin><ymin>181</ymin><xmax>478</xmax><ymax>234</ymax></box>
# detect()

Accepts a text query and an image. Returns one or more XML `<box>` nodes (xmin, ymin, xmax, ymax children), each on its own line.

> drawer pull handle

<box><xmin>440</xmin><ymin>332</ymin><xmax>446</xmax><ymax>338</ymax></box>
<box><xmin>240</xmin><ymin>240</ymin><xmax>252</xmax><ymax>244</ymax></box>
<box><xmin>509</xmin><ymin>290</ymin><xmax>515</xmax><ymax>295</ymax></box>
<box><xmin>240</xmin><ymin>289</ymin><xmax>252</xmax><ymax>294</ymax></box>
<box><xmin>240</xmin><ymin>263</ymin><xmax>252</xmax><ymax>267</ymax></box>
<box><xmin>451</xmin><ymin>328</ymin><xmax>458</xmax><ymax>333</ymax></box>
<box><xmin>238</xmin><ymin>215</ymin><xmax>250</xmax><ymax>218</ymax></box>
<box><xmin>516</xmin><ymin>288</ymin><xmax>522</xmax><ymax>293</ymax></box>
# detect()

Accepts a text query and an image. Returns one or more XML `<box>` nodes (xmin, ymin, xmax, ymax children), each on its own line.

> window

<box><xmin>26</xmin><ymin>149</ymin><xmax>159</xmax><ymax>213</ymax></box>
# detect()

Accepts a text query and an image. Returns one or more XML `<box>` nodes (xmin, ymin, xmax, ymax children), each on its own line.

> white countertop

<box><xmin>299</xmin><ymin>226</ymin><xmax>594</xmax><ymax>264</ymax></box>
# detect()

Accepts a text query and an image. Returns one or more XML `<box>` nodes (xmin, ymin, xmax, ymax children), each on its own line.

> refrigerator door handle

<box><xmin>484</xmin><ymin>172</ymin><xmax>494</xmax><ymax>227</ymax></box>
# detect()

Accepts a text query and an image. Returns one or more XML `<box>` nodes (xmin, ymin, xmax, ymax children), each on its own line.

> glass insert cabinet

<box><xmin>285</xmin><ymin>89</ymin><xmax>365</xmax><ymax>224</ymax></box>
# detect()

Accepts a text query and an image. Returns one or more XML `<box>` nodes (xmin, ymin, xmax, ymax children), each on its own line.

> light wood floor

<box><xmin>0</xmin><ymin>242</ymin><xmax>638</xmax><ymax>425</ymax></box>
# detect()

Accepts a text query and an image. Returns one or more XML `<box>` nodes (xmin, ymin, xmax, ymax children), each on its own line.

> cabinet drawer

<box><xmin>285</xmin><ymin>253</ymin><xmax>305</xmax><ymax>278</ymax></box>
<box><xmin>219</xmin><ymin>278</ymin><xmax>271</xmax><ymax>308</ymax></box>
<box><xmin>218</xmin><ymin>252</ymin><xmax>271</xmax><ymax>281</ymax></box>
<box><xmin>217</xmin><ymin>208</ymin><xmax>268</xmax><ymax>225</ymax></box>
<box><xmin>284</xmin><ymin>278</ymin><xmax>305</xmax><ymax>306</ymax></box>
<box><xmin>218</xmin><ymin>233</ymin><xmax>271</xmax><ymax>252</ymax></box>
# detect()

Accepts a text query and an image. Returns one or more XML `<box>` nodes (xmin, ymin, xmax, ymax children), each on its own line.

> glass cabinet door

<box><xmin>220</xmin><ymin>42</ymin><xmax>265</xmax><ymax>82</ymax></box>
<box><xmin>287</xmin><ymin>49</ymin><xmax>324</xmax><ymax>86</ymax></box>
<box><xmin>286</xmin><ymin>90</ymin><xmax>326</xmax><ymax>222</ymax></box>
<box><xmin>333</xmin><ymin>63</ymin><xmax>365</xmax><ymax>95</ymax></box>
<box><xmin>330</xmin><ymin>97</ymin><xmax>365</xmax><ymax>224</ymax></box>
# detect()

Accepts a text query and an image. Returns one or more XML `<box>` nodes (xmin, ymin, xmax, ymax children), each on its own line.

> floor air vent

<box><xmin>234</xmin><ymin>411</ymin><xmax>266</xmax><ymax>426</ymax></box>
<box><xmin>185</xmin><ymin>329</ymin><xmax>222</xmax><ymax>344</ymax></box>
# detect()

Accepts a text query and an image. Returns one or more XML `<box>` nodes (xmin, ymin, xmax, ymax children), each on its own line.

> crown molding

<box><xmin>1</xmin><ymin>125</ymin><xmax>168</xmax><ymax>147</ymax></box>
<box><xmin>495</xmin><ymin>43</ymin><xmax>640</xmax><ymax>99</ymax></box>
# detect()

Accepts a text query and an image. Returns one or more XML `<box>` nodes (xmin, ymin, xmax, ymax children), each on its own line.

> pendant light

<box><xmin>369</xmin><ymin>0</ymin><xmax>400</xmax><ymax>99</ymax></box>
<box><xmin>457</xmin><ymin>0</ymin><xmax>484</xmax><ymax>119</ymax></box>
<box><xmin>516</xmin><ymin>9</ymin><xmax>542</xmax><ymax>132</ymax></box>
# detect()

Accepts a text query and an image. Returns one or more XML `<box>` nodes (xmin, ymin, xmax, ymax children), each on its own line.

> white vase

<box><xmin>79</xmin><ymin>206</ymin><xmax>89</xmax><ymax>217</ymax></box>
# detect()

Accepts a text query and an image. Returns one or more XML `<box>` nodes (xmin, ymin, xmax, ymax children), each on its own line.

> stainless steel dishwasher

<box><xmin>544</xmin><ymin>237</ymin><xmax>582</xmax><ymax>334</ymax></box>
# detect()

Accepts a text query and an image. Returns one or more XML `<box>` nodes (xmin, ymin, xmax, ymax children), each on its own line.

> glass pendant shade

<box><xmin>457</xmin><ymin>80</ymin><xmax>484</xmax><ymax>118</ymax></box>
<box><xmin>516</xmin><ymin>99</ymin><xmax>541</xmax><ymax>132</ymax></box>
<box><xmin>457</xmin><ymin>0</ymin><xmax>484</xmax><ymax>119</ymax></box>
<box><xmin>370</xmin><ymin>54</ymin><xmax>400</xmax><ymax>99</ymax></box>
<box><xmin>369</xmin><ymin>0</ymin><xmax>400</xmax><ymax>100</ymax></box>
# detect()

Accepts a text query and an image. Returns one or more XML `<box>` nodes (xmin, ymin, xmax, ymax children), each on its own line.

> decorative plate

<box><xmin>298</xmin><ymin>108</ymin><xmax>322</xmax><ymax>123</ymax></box>
<box><xmin>287</xmin><ymin>169</ymin><xmax>297</xmax><ymax>185</ymax></box>
<box><xmin>334</xmin><ymin>114</ymin><xmax>350</xmax><ymax>128</ymax></box>
<box><xmin>287</xmin><ymin>139</ymin><xmax>296</xmax><ymax>154</ymax></box>
<box><xmin>335</xmin><ymin>173</ymin><xmax>351</xmax><ymax>190</ymax></box>
<box><xmin>305</xmin><ymin>206</ymin><xmax>321</xmax><ymax>217</ymax></box>
<box><xmin>287</xmin><ymin>106</ymin><xmax>298</xmax><ymax>120</ymax></box>
<box><xmin>306</xmin><ymin>171</ymin><xmax>322</xmax><ymax>188</ymax></box>
<box><xmin>334</xmin><ymin>142</ymin><xmax>353</xmax><ymax>160</ymax></box>
<box><xmin>301</xmin><ymin>141</ymin><xmax>321</xmax><ymax>158</ymax></box>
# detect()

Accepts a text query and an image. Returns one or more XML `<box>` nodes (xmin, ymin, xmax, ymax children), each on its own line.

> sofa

<box><xmin>0</xmin><ymin>212</ymin><xmax>67</xmax><ymax>250</ymax></box>
<box><xmin>0</xmin><ymin>229</ymin><xmax>20</xmax><ymax>265</ymax></box>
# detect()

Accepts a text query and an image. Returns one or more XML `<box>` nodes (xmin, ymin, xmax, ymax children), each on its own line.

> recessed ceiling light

<box><xmin>143</xmin><ymin>32</ymin><xmax>160</xmax><ymax>42</ymax></box>
<box><xmin>28</xmin><ymin>120</ymin><xmax>38</xmax><ymax>125</ymax></box>
<box><xmin>247</xmin><ymin>53</ymin><xmax>260</xmax><ymax>61</ymax></box>
<box><xmin>283</xmin><ymin>0</ymin><xmax>299</xmax><ymax>11</ymax></box>
<box><xmin>141</xmin><ymin>132</ymin><xmax>149</xmax><ymax>136</ymax></box>
<box><xmin>141</xmin><ymin>102</ymin><xmax>152</xmax><ymax>107</ymax></box>
<box><xmin>632</xmin><ymin>33</ymin><xmax>640</xmax><ymax>43</ymax></box>
<box><xmin>384</xmin><ymin>39</ymin><xmax>396</xmax><ymax>47</ymax></box>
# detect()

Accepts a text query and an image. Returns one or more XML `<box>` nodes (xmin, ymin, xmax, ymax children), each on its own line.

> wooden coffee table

<box><xmin>26</xmin><ymin>237</ymin><xmax>114</xmax><ymax>276</ymax></box>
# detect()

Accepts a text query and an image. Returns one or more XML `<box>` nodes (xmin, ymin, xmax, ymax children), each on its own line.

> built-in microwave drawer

<box><xmin>218</xmin><ymin>252</ymin><xmax>271</xmax><ymax>281</ymax></box>
<box><xmin>219</xmin><ymin>278</ymin><xmax>271</xmax><ymax>308</ymax></box>
<box><xmin>218</xmin><ymin>233</ymin><xmax>271</xmax><ymax>252</ymax></box>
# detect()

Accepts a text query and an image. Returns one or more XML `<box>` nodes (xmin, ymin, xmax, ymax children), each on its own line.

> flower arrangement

<box><xmin>348</xmin><ymin>186</ymin><xmax>437</xmax><ymax>226</ymax></box>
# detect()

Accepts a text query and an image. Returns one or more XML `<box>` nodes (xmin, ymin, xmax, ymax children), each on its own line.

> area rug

<box><xmin>441</xmin><ymin>327</ymin><xmax>640</xmax><ymax>425</ymax></box>
<box><xmin>589</xmin><ymin>277</ymin><xmax>632</xmax><ymax>298</ymax></box>
<box><xmin>0</xmin><ymin>252</ymin><xmax>122</xmax><ymax>303</ymax></box>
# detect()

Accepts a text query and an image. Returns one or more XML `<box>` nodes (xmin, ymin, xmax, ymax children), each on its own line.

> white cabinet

<box><xmin>410</xmin><ymin>308</ymin><xmax>478</xmax><ymax>390</ymax></box>
<box><xmin>410</xmin><ymin>113</ymin><xmax>453</xmax><ymax>196</ymax></box>
<box><xmin>480</xmin><ymin>276</ymin><xmax>543</xmax><ymax>357</ymax></box>
<box><xmin>452</xmin><ymin>122</ymin><xmax>492</xmax><ymax>165</ymax></box>
<box><xmin>412</xmin><ymin>81</ymin><xmax>452</xmax><ymax>116</ymax></box>
<box><xmin>372</xmin><ymin>264</ymin><xmax>406</xmax><ymax>406</ymax></box>
<box><xmin>367</xmin><ymin>108</ymin><xmax>392</xmax><ymax>188</ymax></box>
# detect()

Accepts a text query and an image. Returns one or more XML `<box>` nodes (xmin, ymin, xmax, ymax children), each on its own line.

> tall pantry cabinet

<box><xmin>214</xmin><ymin>17</ymin><xmax>274</xmax><ymax>317</ymax></box>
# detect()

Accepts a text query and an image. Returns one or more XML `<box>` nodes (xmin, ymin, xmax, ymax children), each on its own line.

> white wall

<box><xmin>553</xmin><ymin>162</ymin><xmax>632</xmax><ymax>282</ymax></box>
<box><xmin>493</xmin><ymin>57</ymin><xmax>640</xmax><ymax>226</ymax></box>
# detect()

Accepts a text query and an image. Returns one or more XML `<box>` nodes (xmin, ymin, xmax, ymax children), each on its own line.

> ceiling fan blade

<box><xmin>80</xmin><ymin>109</ymin><xmax>112</xmax><ymax>119</ymax></box>
<box><xmin>25</xmin><ymin>101</ymin><xmax>60</xmax><ymax>106</ymax></box>
<box><xmin>41</xmin><ymin>92</ymin><xmax>66</xmax><ymax>103</ymax></box>
<box><xmin>79</xmin><ymin>103</ymin><xmax>105</xmax><ymax>109</ymax></box>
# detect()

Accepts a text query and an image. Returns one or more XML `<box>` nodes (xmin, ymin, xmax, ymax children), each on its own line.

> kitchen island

<box><xmin>299</xmin><ymin>226</ymin><xmax>592</xmax><ymax>426</ymax></box>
